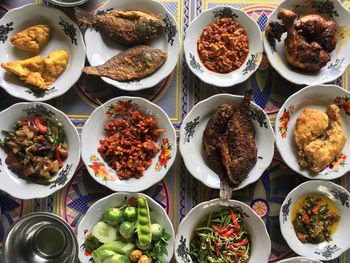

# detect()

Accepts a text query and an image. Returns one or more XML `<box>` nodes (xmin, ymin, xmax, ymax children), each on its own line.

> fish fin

<box><xmin>82</xmin><ymin>66</ymin><xmax>100</xmax><ymax>76</ymax></box>
<box><xmin>75</xmin><ymin>7</ymin><xmax>95</xmax><ymax>26</ymax></box>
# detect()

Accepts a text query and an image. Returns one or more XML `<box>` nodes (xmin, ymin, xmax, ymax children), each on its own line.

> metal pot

<box><xmin>1</xmin><ymin>212</ymin><xmax>78</xmax><ymax>263</ymax></box>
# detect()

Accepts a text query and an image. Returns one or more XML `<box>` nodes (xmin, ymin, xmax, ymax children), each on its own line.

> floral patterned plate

<box><xmin>0</xmin><ymin>4</ymin><xmax>86</xmax><ymax>101</ymax></box>
<box><xmin>184</xmin><ymin>6</ymin><xmax>263</xmax><ymax>87</ymax></box>
<box><xmin>174</xmin><ymin>199</ymin><xmax>271</xmax><ymax>263</ymax></box>
<box><xmin>275</xmin><ymin>84</ymin><xmax>350</xmax><ymax>180</ymax></box>
<box><xmin>0</xmin><ymin>102</ymin><xmax>81</xmax><ymax>199</ymax></box>
<box><xmin>280</xmin><ymin>180</ymin><xmax>350</xmax><ymax>261</ymax></box>
<box><xmin>84</xmin><ymin>0</ymin><xmax>180</xmax><ymax>91</ymax></box>
<box><xmin>81</xmin><ymin>96</ymin><xmax>176</xmax><ymax>192</ymax></box>
<box><xmin>179</xmin><ymin>93</ymin><xmax>275</xmax><ymax>190</ymax></box>
<box><xmin>264</xmin><ymin>0</ymin><xmax>350</xmax><ymax>85</ymax></box>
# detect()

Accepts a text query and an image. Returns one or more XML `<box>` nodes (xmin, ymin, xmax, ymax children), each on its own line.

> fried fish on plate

<box><xmin>75</xmin><ymin>8</ymin><xmax>164</xmax><ymax>46</ymax></box>
<box><xmin>1</xmin><ymin>49</ymin><xmax>69</xmax><ymax>89</ymax></box>
<box><xmin>10</xmin><ymin>24</ymin><xmax>51</xmax><ymax>54</ymax></box>
<box><xmin>82</xmin><ymin>45</ymin><xmax>167</xmax><ymax>81</ymax></box>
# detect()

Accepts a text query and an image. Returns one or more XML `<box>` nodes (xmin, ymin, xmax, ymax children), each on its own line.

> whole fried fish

<box><xmin>220</xmin><ymin>90</ymin><xmax>257</xmax><ymax>185</ymax></box>
<box><xmin>82</xmin><ymin>45</ymin><xmax>167</xmax><ymax>81</ymax></box>
<box><xmin>75</xmin><ymin>8</ymin><xmax>164</xmax><ymax>46</ymax></box>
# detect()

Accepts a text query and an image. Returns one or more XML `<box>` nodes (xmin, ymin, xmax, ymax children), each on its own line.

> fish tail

<box><xmin>82</xmin><ymin>66</ymin><xmax>100</xmax><ymax>76</ymax></box>
<box><xmin>75</xmin><ymin>7</ymin><xmax>95</xmax><ymax>26</ymax></box>
<box><xmin>240</xmin><ymin>89</ymin><xmax>252</xmax><ymax>110</ymax></box>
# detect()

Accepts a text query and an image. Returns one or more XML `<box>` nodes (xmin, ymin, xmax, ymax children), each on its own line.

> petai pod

<box><xmin>136</xmin><ymin>195</ymin><xmax>152</xmax><ymax>246</ymax></box>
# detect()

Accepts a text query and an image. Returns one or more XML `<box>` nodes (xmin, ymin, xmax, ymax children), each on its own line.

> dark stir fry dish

<box><xmin>190</xmin><ymin>208</ymin><xmax>251</xmax><ymax>263</ymax></box>
<box><xmin>0</xmin><ymin>116</ymin><xmax>67</xmax><ymax>184</ymax></box>
<box><xmin>293</xmin><ymin>196</ymin><xmax>340</xmax><ymax>244</ymax></box>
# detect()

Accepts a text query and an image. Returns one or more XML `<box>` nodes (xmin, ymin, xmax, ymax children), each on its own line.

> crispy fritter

<box><xmin>1</xmin><ymin>49</ymin><xmax>69</xmax><ymax>89</ymax></box>
<box><xmin>10</xmin><ymin>24</ymin><xmax>51</xmax><ymax>54</ymax></box>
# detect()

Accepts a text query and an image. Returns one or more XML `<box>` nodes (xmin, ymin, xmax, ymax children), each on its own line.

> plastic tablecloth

<box><xmin>0</xmin><ymin>0</ymin><xmax>349</xmax><ymax>262</ymax></box>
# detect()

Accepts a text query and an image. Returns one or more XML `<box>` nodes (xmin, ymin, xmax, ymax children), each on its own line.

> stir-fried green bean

<box><xmin>190</xmin><ymin>208</ymin><xmax>251</xmax><ymax>263</ymax></box>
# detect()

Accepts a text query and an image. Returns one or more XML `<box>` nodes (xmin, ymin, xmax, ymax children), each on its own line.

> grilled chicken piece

<box><xmin>303</xmin><ymin>104</ymin><xmax>346</xmax><ymax>173</ymax></box>
<box><xmin>202</xmin><ymin>104</ymin><xmax>234</xmax><ymax>178</ymax></box>
<box><xmin>10</xmin><ymin>24</ymin><xmax>51</xmax><ymax>54</ymax></box>
<box><xmin>266</xmin><ymin>8</ymin><xmax>337</xmax><ymax>72</ymax></box>
<box><xmin>75</xmin><ymin>8</ymin><xmax>164</xmax><ymax>46</ymax></box>
<box><xmin>220</xmin><ymin>90</ymin><xmax>257</xmax><ymax>185</ymax></box>
<box><xmin>82</xmin><ymin>45</ymin><xmax>167</xmax><ymax>81</ymax></box>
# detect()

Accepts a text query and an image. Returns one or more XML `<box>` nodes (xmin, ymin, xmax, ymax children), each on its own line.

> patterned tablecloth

<box><xmin>0</xmin><ymin>0</ymin><xmax>349</xmax><ymax>262</ymax></box>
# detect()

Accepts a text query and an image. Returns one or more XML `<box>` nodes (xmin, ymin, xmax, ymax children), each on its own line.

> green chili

<box><xmin>56</xmin><ymin>122</ymin><xmax>64</xmax><ymax>145</ymax></box>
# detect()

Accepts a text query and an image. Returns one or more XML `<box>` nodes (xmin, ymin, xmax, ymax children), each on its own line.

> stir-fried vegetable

<box><xmin>190</xmin><ymin>208</ymin><xmax>251</xmax><ymax>263</ymax></box>
<box><xmin>0</xmin><ymin>116</ymin><xmax>68</xmax><ymax>184</ymax></box>
<box><xmin>293</xmin><ymin>196</ymin><xmax>340</xmax><ymax>244</ymax></box>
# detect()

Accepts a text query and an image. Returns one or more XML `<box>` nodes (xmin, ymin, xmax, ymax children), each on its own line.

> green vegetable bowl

<box><xmin>174</xmin><ymin>199</ymin><xmax>271</xmax><ymax>263</ymax></box>
<box><xmin>77</xmin><ymin>192</ymin><xmax>175</xmax><ymax>263</ymax></box>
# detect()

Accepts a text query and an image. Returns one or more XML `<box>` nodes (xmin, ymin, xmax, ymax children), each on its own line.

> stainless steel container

<box><xmin>1</xmin><ymin>212</ymin><xmax>78</xmax><ymax>263</ymax></box>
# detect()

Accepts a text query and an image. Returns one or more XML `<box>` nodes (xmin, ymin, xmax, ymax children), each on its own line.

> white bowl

<box><xmin>0</xmin><ymin>102</ymin><xmax>81</xmax><ymax>199</ymax></box>
<box><xmin>77</xmin><ymin>192</ymin><xmax>175</xmax><ymax>263</ymax></box>
<box><xmin>0</xmin><ymin>4</ymin><xmax>86</xmax><ymax>101</ymax></box>
<box><xmin>81</xmin><ymin>96</ymin><xmax>177</xmax><ymax>192</ymax></box>
<box><xmin>264</xmin><ymin>0</ymin><xmax>350</xmax><ymax>85</ymax></box>
<box><xmin>48</xmin><ymin>0</ymin><xmax>89</xmax><ymax>7</ymax></box>
<box><xmin>275</xmin><ymin>84</ymin><xmax>350</xmax><ymax>180</ymax></box>
<box><xmin>279</xmin><ymin>180</ymin><xmax>350</xmax><ymax>261</ymax></box>
<box><xmin>277</xmin><ymin>257</ymin><xmax>321</xmax><ymax>263</ymax></box>
<box><xmin>184</xmin><ymin>5</ymin><xmax>263</xmax><ymax>87</ymax></box>
<box><xmin>84</xmin><ymin>0</ymin><xmax>180</xmax><ymax>91</ymax></box>
<box><xmin>179</xmin><ymin>93</ymin><xmax>275</xmax><ymax>190</ymax></box>
<box><xmin>174</xmin><ymin>199</ymin><xmax>271</xmax><ymax>263</ymax></box>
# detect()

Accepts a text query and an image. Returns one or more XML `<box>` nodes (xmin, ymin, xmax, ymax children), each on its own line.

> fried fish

<box><xmin>82</xmin><ymin>45</ymin><xmax>167</xmax><ymax>81</ymax></box>
<box><xmin>75</xmin><ymin>8</ymin><xmax>164</xmax><ymax>46</ymax></box>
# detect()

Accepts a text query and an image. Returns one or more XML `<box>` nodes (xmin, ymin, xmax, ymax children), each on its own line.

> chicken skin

<box><xmin>10</xmin><ymin>25</ymin><xmax>51</xmax><ymax>54</ymax></box>
<box><xmin>294</xmin><ymin>108</ymin><xmax>329</xmax><ymax>150</ymax></box>
<box><xmin>1</xmin><ymin>49</ymin><xmax>69</xmax><ymax>89</ymax></box>
<box><xmin>266</xmin><ymin>8</ymin><xmax>337</xmax><ymax>71</ymax></box>
<box><xmin>303</xmin><ymin>104</ymin><xmax>346</xmax><ymax>173</ymax></box>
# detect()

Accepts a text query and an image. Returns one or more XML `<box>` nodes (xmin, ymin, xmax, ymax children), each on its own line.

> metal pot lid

<box><xmin>2</xmin><ymin>212</ymin><xmax>78</xmax><ymax>263</ymax></box>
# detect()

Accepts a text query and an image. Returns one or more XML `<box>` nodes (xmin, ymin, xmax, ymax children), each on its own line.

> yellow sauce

<box><xmin>292</xmin><ymin>194</ymin><xmax>339</xmax><ymax>237</ymax></box>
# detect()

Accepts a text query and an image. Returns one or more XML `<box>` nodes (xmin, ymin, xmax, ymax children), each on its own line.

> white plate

<box><xmin>280</xmin><ymin>181</ymin><xmax>350</xmax><ymax>261</ymax></box>
<box><xmin>174</xmin><ymin>199</ymin><xmax>271</xmax><ymax>263</ymax></box>
<box><xmin>179</xmin><ymin>93</ymin><xmax>275</xmax><ymax>190</ymax></box>
<box><xmin>48</xmin><ymin>0</ymin><xmax>89</xmax><ymax>7</ymax></box>
<box><xmin>277</xmin><ymin>257</ymin><xmax>321</xmax><ymax>263</ymax></box>
<box><xmin>77</xmin><ymin>192</ymin><xmax>175</xmax><ymax>263</ymax></box>
<box><xmin>264</xmin><ymin>0</ymin><xmax>350</xmax><ymax>85</ymax></box>
<box><xmin>184</xmin><ymin>5</ymin><xmax>263</xmax><ymax>87</ymax></box>
<box><xmin>0</xmin><ymin>102</ymin><xmax>81</xmax><ymax>199</ymax></box>
<box><xmin>81</xmin><ymin>96</ymin><xmax>177</xmax><ymax>192</ymax></box>
<box><xmin>275</xmin><ymin>84</ymin><xmax>350</xmax><ymax>180</ymax></box>
<box><xmin>0</xmin><ymin>4</ymin><xmax>86</xmax><ymax>102</ymax></box>
<box><xmin>84</xmin><ymin>0</ymin><xmax>180</xmax><ymax>91</ymax></box>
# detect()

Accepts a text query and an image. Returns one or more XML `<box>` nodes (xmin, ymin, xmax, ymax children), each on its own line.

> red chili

<box><xmin>230</xmin><ymin>209</ymin><xmax>240</xmax><ymax>229</ymax></box>
<box><xmin>302</xmin><ymin>213</ymin><xmax>310</xmax><ymax>224</ymax></box>
<box><xmin>55</xmin><ymin>148</ymin><xmax>63</xmax><ymax>168</ymax></box>
<box><xmin>231</xmin><ymin>239</ymin><xmax>249</xmax><ymax>247</ymax></box>
<box><xmin>214</xmin><ymin>242</ymin><xmax>220</xmax><ymax>257</ymax></box>
<box><xmin>220</xmin><ymin>228</ymin><xmax>234</xmax><ymax>237</ymax></box>
<box><xmin>21</xmin><ymin>121</ymin><xmax>28</xmax><ymax>125</ymax></box>
<box><xmin>213</xmin><ymin>225</ymin><xmax>229</xmax><ymax>235</ymax></box>
<box><xmin>312</xmin><ymin>205</ymin><xmax>320</xmax><ymax>215</ymax></box>
<box><xmin>34</xmin><ymin>117</ymin><xmax>47</xmax><ymax>134</ymax></box>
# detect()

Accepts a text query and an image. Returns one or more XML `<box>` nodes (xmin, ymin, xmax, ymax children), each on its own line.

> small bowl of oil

<box><xmin>279</xmin><ymin>180</ymin><xmax>350</xmax><ymax>261</ymax></box>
